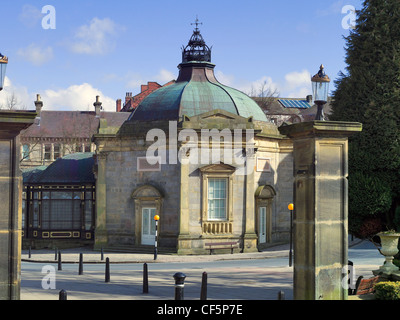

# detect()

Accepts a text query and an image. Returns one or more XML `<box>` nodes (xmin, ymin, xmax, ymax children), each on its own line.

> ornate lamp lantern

<box><xmin>0</xmin><ymin>53</ymin><xmax>8</xmax><ymax>91</ymax></box>
<box><xmin>311</xmin><ymin>65</ymin><xmax>330</xmax><ymax>120</ymax></box>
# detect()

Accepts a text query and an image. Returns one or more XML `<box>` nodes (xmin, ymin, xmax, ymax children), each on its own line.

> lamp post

<box><xmin>0</xmin><ymin>53</ymin><xmax>8</xmax><ymax>91</ymax></box>
<box><xmin>311</xmin><ymin>65</ymin><xmax>330</xmax><ymax>121</ymax></box>
<box><xmin>154</xmin><ymin>215</ymin><xmax>160</xmax><ymax>260</ymax></box>
<box><xmin>288</xmin><ymin>203</ymin><xmax>294</xmax><ymax>267</ymax></box>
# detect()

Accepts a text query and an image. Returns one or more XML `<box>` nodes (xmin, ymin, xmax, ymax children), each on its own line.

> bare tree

<box><xmin>248</xmin><ymin>80</ymin><xmax>280</xmax><ymax>113</ymax></box>
<box><xmin>0</xmin><ymin>91</ymin><xmax>27</xmax><ymax>110</ymax></box>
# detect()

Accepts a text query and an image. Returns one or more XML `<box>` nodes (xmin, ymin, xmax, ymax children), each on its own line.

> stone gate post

<box><xmin>279</xmin><ymin>121</ymin><xmax>362</xmax><ymax>300</ymax></box>
<box><xmin>0</xmin><ymin>111</ymin><xmax>36</xmax><ymax>300</ymax></box>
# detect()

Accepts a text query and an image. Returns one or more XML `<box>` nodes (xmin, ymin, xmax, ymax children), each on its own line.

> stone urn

<box><xmin>375</xmin><ymin>232</ymin><xmax>400</xmax><ymax>275</ymax></box>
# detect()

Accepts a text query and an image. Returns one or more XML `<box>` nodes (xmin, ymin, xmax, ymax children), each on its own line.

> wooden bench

<box><xmin>350</xmin><ymin>275</ymin><xmax>380</xmax><ymax>295</ymax></box>
<box><xmin>205</xmin><ymin>241</ymin><xmax>239</xmax><ymax>255</ymax></box>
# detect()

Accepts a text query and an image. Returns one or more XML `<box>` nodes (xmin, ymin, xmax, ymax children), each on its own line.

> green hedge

<box><xmin>375</xmin><ymin>281</ymin><xmax>400</xmax><ymax>300</ymax></box>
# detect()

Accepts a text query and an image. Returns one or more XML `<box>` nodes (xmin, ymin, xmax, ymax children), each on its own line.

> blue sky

<box><xmin>0</xmin><ymin>0</ymin><xmax>363</xmax><ymax>111</ymax></box>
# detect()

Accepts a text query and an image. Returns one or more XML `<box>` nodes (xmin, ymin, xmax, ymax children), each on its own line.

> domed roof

<box><xmin>128</xmin><ymin>24</ymin><xmax>267</xmax><ymax>123</ymax></box>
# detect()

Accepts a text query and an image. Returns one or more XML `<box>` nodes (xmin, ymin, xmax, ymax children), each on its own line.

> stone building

<box><xmin>20</xmin><ymin>95</ymin><xmax>129</xmax><ymax>170</ymax></box>
<box><xmin>93</xmin><ymin>26</ymin><xmax>294</xmax><ymax>254</ymax></box>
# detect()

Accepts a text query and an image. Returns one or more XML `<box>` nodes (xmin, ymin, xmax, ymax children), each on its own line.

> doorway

<box><xmin>141</xmin><ymin>208</ymin><xmax>156</xmax><ymax>245</ymax></box>
<box><xmin>259</xmin><ymin>206</ymin><xmax>267</xmax><ymax>244</ymax></box>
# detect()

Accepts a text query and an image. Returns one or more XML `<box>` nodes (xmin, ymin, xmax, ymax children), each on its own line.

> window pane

<box><xmin>150</xmin><ymin>208</ymin><xmax>156</xmax><ymax>235</ymax></box>
<box><xmin>54</xmin><ymin>144</ymin><xmax>61</xmax><ymax>159</ymax></box>
<box><xmin>72</xmin><ymin>200</ymin><xmax>81</xmax><ymax>229</ymax></box>
<box><xmin>208</xmin><ymin>178</ymin><xmax>227</xmax><ymax>220</ymax></box>
<box><xmin>51</xmin><ymin>200</ymin><xmax>73</xmax><ymax>229</ymax></box>
<box><xmin>44</xmin><ymin>144</ymin><xmax>51</xmax><ymax>160</ymax></box>
<box><xmin>42</xmin><ymin>201</ymin><xmax>50</xmax><ymax>229</ymax></box>
<box><xmin>22</xmin><ymin>144</ymin><xmax>30</xmax><ymax>160</ymax></box>
<box><xmin>85</xmin><ymin>191</ymin><xmax>92</xmax><ymax>200</ymax></box>
<box><xmin>51</xmin><ymin>191</ymin><xmax>73</xmax><ymax>200</ymax></box>
<box><xmin>85</xmin><ymin>200</ymin><xmax>92</xmax><ymax>230</ymax></box>
<box><xmin>33</xmin><ymin>201</ymin><xmax>39</xmax><ymax>227</ymax></box>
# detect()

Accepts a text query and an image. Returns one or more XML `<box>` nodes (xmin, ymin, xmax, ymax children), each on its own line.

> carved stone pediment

<box><xmin>199</xmin><ymin>162</ymin><xmax>237</xmax><ymax>174</ymax></box>
<box><xmin>132</xmin><ymin>184</ymin><xmax>163</xmax><ymax>200</ymax></box>
<box><xmin>181</xmin><ymin>109</ymin><xmax>255</xmax><ymax>130</ymax></box>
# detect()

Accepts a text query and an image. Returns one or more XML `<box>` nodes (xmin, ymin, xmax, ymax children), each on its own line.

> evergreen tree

<box><xmin>330</xmin><ymin>0</ymin><xmax>400</xmax><ymax>237</ymax></box>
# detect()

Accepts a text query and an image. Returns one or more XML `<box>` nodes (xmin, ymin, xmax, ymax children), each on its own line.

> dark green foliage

<box><xmin>331</xmin><ymin>0</ymin><xmax>400</xmax><ymax>237</ymax></box>
<box><xmin>348</xmin><ymin>172</ymin><xmax>392</xmax><ymax>218</ymax></box>
<box><xmin>375</xmin><ymin>282</ymin><xmax>400</xmax><ymax>300</ymax></box>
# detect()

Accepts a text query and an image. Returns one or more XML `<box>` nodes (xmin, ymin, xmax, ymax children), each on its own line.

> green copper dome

<box><xmin>129</xmin><ymin>27</ymin><xmax>267</xmax><ymax>122</ymax></box>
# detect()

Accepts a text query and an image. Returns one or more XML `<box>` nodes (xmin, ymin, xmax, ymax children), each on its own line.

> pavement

<box><xmin>20</xmin><ymin>237</ymin><xmax>372</xmax><ymax>302</ymax></box>
<box><xmin>21</xmin><ymin>243</ymin><xmax>292</xmax><ymax>264</ymax></box>
<box><xmin>21</xmin><ymin>237</ymin><xmax>364</xmax><ymax>264</ymax></box>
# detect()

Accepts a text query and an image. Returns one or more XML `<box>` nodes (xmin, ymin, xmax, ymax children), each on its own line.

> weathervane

<box><xmin>191</xmin><ymin>16</ymin><xmax>202</xmax><ymax>32</ymax></box>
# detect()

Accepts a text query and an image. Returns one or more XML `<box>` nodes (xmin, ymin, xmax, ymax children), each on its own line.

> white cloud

<box><xmin>17</xmin><ymin>44</ymin><xmax>53</xmax><ymax>66</ymax></box>
<box><xmin>283</xmin><ymin>69</ymin><xmax>312</xmax><ymax>98</ymax></box>
<box><xmin>1</xmin><ymin>77</ymin><xmax>116</xmax><ymax>112</ymax></box>
<box><xmin>316</xmin><ymin>0</ymin><xmax>346</xmax><ymax>16</ymax></box>
<box><xmin>41</xmin><ymin>83</ymin><xmax>115</xmax><ymax>111</ymax></box>
<box><xmin>213</xmin><ymin>69</ymin><xmax>313</xmax><ymax>99</ymax></box>
<box><xmin>154</xmin><ymin>69</ymin><xmax>175</xmax><ymax>84</ymax></box>
<box><xmin>125</xmin><ymin>69</ymin><xmax>176</xmax><ymax>90</ymax></box>
<box><xmin>214</xmin><ymin>71</ymin><xmax>279</xmax><ymax>96</ymax></box>
<box><xmin>0</xmin><ymin>77</ymin><xmax>32</xmax><ymax>110</ymax></box>
<box><xmin>19</xmin><ymin>4</ymin><xmax>42</xmax><ymax>28</ymax></box>
<box><xmin>215</xmin><ymin>70</ymin><xmax>235</xmax><ymax>87</ymax></box>
<box><xmin>69</xmin><ymin>17</ymin><xmax>124</xmax><ymax>55</ymax></box>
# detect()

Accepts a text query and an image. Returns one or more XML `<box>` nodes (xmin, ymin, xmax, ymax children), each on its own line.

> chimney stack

<box><xmin>34</xmin><ymin>94</ymin><xmax>43</xmax><ymax>118</ymax></box>
<box><xmin>116</xmin><ymin>99</ymin><xmax>122</xmax><ymax>112</ymax></box>
<box><xmin>94</xmin><ymin>96</ymin><xmax>102</xmax><ymax>117</ymax></box>
<box><xmin>125</xmin><ymin>92</ymin><xmax>133</xmax><ymax>105</ymax></box>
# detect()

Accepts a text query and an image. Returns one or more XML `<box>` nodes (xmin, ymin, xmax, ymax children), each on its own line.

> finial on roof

<box><xmin>181</xmin><ymin>16</ymin><xmax>211</xmax><ymax>63</ymax></box>
<box><xmin>191</xmin><ymin>15</ymin><xmax>203</xmax><ymax>32</ymax></box>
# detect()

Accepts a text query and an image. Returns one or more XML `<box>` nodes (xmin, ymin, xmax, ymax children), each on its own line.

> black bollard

<box><xmin>200</xmin><ymin>272</ymin><xmax>207</xmax><ymax>300</ymax></box>
<box><xmin>278</xmin><ymin>291</ymin><xmax>285</xmax><ymax>300</ymax></box>
<box><xmin>54</xmin><ymin>247</ymin><xmax>58</xmax><ymax>260</ymax></box>
<box><xmin>143</xmin><ymin>263</ymin><xmax>149</xmax><ymax>294</ymax></box>
<box><xmin>105</xmin><ymin>257</ymin><xmax>110</xmax><ymax>283</ymax></box>
<box><xmin>78</xmin><ymin>253</ymin><xmax>83</xmax><ymax>275</ymax></box>
<box><xmin>58</xmin><ymin>251</ymin><xmax>62</xmax><ymax>271</ymax></box>
<box><xmin>101</xmin><ymin>247</ymin><xmax>104</xmax><ymax>261</ymax></box>
<box><xmin>28</xmin><ymin>246</ymin><xmax>31</xmax><ymax>259</ymax></box>
<box><xmin>173</xmin><ymin>272</ymin><xmax>186</xmax><ymax>300</ymax></box>
<box><xmin>59</xmin><ymin>289</ymin><xmax>67</xmax><ymax>300</ymax></box>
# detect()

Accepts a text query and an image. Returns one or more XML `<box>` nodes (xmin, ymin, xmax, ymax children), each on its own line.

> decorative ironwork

<box><xmin>182</xmin><ymin>17</ymin><xmax>212</xmax><ymax>63</ymax></box>
<box><xmin>0</xmin><ymin>53</ymin><xmax>8</xmax><ymax>64</ymax></box>
<box><xmin>311</xmin><ymin>64</ymin><xmax>330</xmax><ymax>83</ymax></box>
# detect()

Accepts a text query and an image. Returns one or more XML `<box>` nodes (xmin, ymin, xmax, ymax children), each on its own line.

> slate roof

<box><xmin>252</xmin><ymin>97</ymin><xmax>332</xmax><ymax>119</ymax></box>
<box><xmin>21</xmin><ymin>111</ymin><xmax>130</xmax><ymax>139</ymax></box>
<box><xmin>23</xmin><ymin>153</ymin><xmax>95</xmax><ymax>184</ymax></box>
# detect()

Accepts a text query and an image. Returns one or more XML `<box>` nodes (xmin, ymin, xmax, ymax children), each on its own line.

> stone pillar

<box><xmin>0</xmin><ymin>111</ymin><xmax>36</xmax><ymax>300</ymax></box>
<box><xmin>177</xmin><ymin>156</ymin><xmax>191</xmax><ymax>255</ymax></box>
<box><xmin>243</xmin><ymin>153</ymin><xmax>258</xmax><ymax>253</ymax></box>
<box><xmin>94</xmin><ymin>152</ymin><xmax>108</xmax><ymax>249</ymax></box>
<box><xmin>279</xmin><ymin>121</ymin><xmax>362</xmax><ymax>300</ymax></box>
